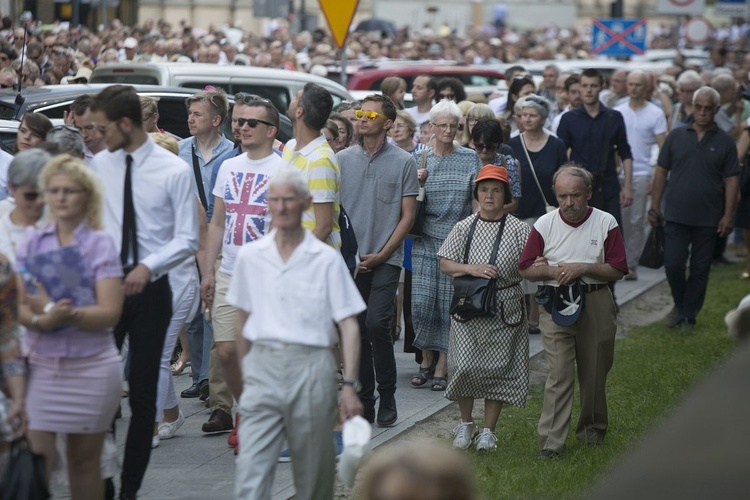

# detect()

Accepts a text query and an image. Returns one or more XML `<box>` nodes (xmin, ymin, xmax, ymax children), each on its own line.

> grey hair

<box><xmin>693</xmin><ymin>86</ymin><xmax>720</xmax><ymax>108</ymax></box>
<box><xmin>429</xmin><ymin>99</ymin><xmax>462</xmax><ymax>123</ymax></box>
<box><xmin>710</xmin><ymin>73</ymin><xmax>735</xmax><ymax>93</ymax></box>
<box><xmin>269</xmin><ymin>168</ymin><xmax>310</xmax><ymax>199</ymax></box>
<box><xmin>515</xmin><ymin>94</ymin><xmax>550</xmax><ymax>119</ymax></box>
<box><xmin>676</xmin><ymin>70</ymin><xmax>702</xmax><ymax>90</ymax></box>
<box><xmin>46</xmin><ymin>127</ymin><xmax>84</xmax><ymax>157</ymax></box>
<box><xmin>552</xmin><ymin>163</ymin><xmax>592</xmax><ymax>193</ymax></box>
<box><xmin>8</xmin><ymin>149</ymin><xmax>53</xmax><ymax>188</ymax></box>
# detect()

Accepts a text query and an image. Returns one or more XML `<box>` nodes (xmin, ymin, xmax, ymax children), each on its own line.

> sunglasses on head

<box><xmin>236</xmin><ymin>117</ymin><xmax>276</xmax><ymax>128</ymax></box>
<box><xmin>51</xmin><ymin>124</ymin><xmax>81</xmax><ymax>135</ymax></box>
<box><xmin>234</xmin><ymin>93</ymin><xmax>270</xmax><ymax>105</ymax></box>
<box><xmin>355</xmin><ymin>109</ymin><xmax>388</xmax><ymax>121</ymax></box>
<box><xmin>338</xmin><ymin>100</ymin><xmax>360</xmax><ymax>111</ymax></box>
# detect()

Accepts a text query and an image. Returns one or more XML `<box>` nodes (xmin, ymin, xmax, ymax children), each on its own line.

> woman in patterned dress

<box><xmin>438</xmin><ymin>164</ymin><xmax>530</xmax><ymax>451</ymax></box>
<box><xmin>411</xmin><ymin>100</ymin><xmax>482</xmax><ymax>391</ymax></box>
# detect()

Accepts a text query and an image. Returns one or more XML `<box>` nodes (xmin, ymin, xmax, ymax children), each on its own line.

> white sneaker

<box><xmin>158</xmin><ymin>412</ymin><xmax>185</xmax><ymax>440</ymax></box>
<box><xmin>451</xmin><ymin>421</ymin><xmax>475</xmax><ymax>450</ymax></box>
<box><xmin>475</xmin><ymin>428</ymin><xmax>498</xmax><ymax>451</ymax></box>
<box><xmin>151</xmin><ymin>435</ymin><xmax>160</xmax><ymax>448</ymax></box>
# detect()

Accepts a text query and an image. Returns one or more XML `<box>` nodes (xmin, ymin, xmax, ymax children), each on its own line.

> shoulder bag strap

<box><xmin>191</xmin><ymin>143</ymin><xmax>208</xmax><ymax>211</ymax></box>
<box><xmin>599</xmin><ymin>109</ymin><xmax>613</xmax><ymax>174</ymax></box>
<box><xmin>462</xmin><ymin>215</ymin><xmax>506</xmax><ymax>267</ymax></box>
<box><xmin>520</xmin><ymin>133</ymin><xmax>552</xmax><ymax>207</ymax></box>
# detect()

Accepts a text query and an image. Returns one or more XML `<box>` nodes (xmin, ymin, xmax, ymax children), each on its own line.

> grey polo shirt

<box><xmin>338</xmin><ymin>140</ymin><xmax>419</xmax><ymax>267</ymax></box>
<box><xmin>658</xmin><ymin>123</ymin><xmax>739</xmax><ymax>227</ymax></box>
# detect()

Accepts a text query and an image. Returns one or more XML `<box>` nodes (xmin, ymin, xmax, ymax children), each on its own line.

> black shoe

<box><xmin>363</xmin><ymin>405</ymin><xmax>375</xmax><ymax>424</ymax></box>
<box><xmin>202</xmin><ymin>409</ymin><xmax>233</xmax><ymax>434</ymax></box>
<box><xmin>199</xmin><ymin>380</ymin><xmax>209</xmax><ymax>401</ymax></box>
<box><xmin>181</xmin><ymin>380</ymin><xmax>205</xmax><ymax>398</ymax></box>
<box><xmin>376</xmin><ymin>394</ymin><xmax>397</xmax><ymax>427</ymax></box>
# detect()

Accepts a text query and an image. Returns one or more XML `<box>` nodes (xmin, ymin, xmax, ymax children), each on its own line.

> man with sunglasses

<box><xmin>200</xmin><ymin>98</ymin><xmax>285</xmax><ymax>452</ymax></box>
<box><xmin>338</xmin><ymin>94</ymin><xmax>419</xmax><ymax>426</ymax></box>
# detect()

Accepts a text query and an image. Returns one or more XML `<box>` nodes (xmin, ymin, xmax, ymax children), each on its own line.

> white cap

<box><xmin>123</xmin><ymin>37</ymin><xmax>138</xmax><ymax>50</ymax></box>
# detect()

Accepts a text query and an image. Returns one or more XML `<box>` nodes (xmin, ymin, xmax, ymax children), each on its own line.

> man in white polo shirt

<box><xmin>229</xmin><ymin>168</ymin><xmax>364</xmax><ymax>499</ymax></box>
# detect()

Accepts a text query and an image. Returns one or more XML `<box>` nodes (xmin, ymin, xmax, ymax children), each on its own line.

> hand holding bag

<box><xmin>0</xmin><ymin>438</ymin><xmax>50</xmax><ymax>500</ymax></box>
<box><xmin>639</xmin><ymin>215</ymin><xmax>664</xmax><ymax>269</ymax></box>
<box><xmin>450</xmin><ymin>216</ymin><xmax>506</xmax><ymax>322</ymax></box>
<box><xmin>408</xmin><ymin>149</ymin><xmax>428</xmax><ymax>238</ymax></box>
<box><xmin>519</xmin><ymin>133</ymin><xmax>556</xmax><ymax>213</ymax></box>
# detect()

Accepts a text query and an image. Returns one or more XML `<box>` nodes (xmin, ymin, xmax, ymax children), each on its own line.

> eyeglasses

<box><xmin>355</xmin><ymin>109</ymin><xmax>388</xmax><ymax>121</ymax></box>
<box><xmin>234</xmin><ymin>93</ymin><xmax>270</xmax><ymax>105</ymax></box>
<box><xmin>236</xmin><ymin>118</ymin><xmax>276</xmax><ymax>128</ymax></box>
<box><xmin>466</xmin><ymin>117</ymin><xmax>478</xmax><ymax>126</ymax></box>
<box><xmin>473</xmin><ymin>142</ymin><xmax>498</xmax><ymax>152</ymax></box>
<box><xmin>431</xmin><ymin>122</ymin><xmax>458</xmax><ymax>132</ymax></box>
<box><xmin>93</xmin><ymin>120</ymin><xmax>118</xmax><ymax>134</ymax></box>
<box><xmin>51</xmin><ymin>125</ymin><xmax>81</xmax><ymax>135</ymax></box>
<box><xmin>22</xmin><ymin>191</ymin><xmax>41</xmax><ymax>201</ymax></box>
<box><xmin>393</xmin><ymin>123</ymin><xmax>409</xmax><ymax>131</ymax></box>
<box><xmin>45</xmin><ymin>187</ymin><xmax>84</xmax><ymax>197</ymax></box>
<box><xmin>338</xmin><ymin>100</ymin><xmax>360</xmax><ymax>111</ymax></box>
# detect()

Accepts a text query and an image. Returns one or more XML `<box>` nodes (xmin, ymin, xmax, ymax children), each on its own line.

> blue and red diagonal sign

<box><xmin>592</xmin><ymin>18</ymin><xmax>647</xmax><ymax>57</ymax></box>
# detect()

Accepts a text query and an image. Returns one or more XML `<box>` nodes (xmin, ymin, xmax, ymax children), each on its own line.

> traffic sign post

<box><xmin>592</xmin><ymin>19</ymin><xmax>647</xmax><ymax>57</ymax></box>
<box><xmin>319</xmin><ymin>0</ymin><xmax>360</xmax><ymax>49</ymax></box>
<box><xmin>656</xmin><ymin>0</ymin><xmax>706</xmax><ymax>15</ymax></box>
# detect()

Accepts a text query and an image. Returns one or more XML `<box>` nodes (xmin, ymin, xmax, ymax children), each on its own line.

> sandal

<box><xmin>411</xmin><ymin>365</ymin><xmax>435</xmax><ymax>387</ymax></box>
<box><xmin>431</xmin><ymin>376</ymin><xmax>447</xmax><ymax>391</ymax></box>
<box><xmin>171</xmin><ymin>359</ymin><xmax>189</xmax><ymax>376</ymax></box>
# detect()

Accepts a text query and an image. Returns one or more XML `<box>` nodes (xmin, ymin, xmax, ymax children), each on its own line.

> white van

<box><xmin>89</xmin><ymin>63</ymin><xmax>354</xmax><ymax>114</ymax></box>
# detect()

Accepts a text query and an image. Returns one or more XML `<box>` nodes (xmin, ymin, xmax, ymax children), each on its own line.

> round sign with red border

<box><xmin>685</xmin><ymin>17</ymin><xmax>712</xmax><ymax>45</ymax></box>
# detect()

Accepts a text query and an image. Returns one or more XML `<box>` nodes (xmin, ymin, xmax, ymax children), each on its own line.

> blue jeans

<box><xmin>663</xmin><ymin>222</ymin><xmax>717</xmax><ymax>322</ymax></box>
<box><xmin>186</xmin><ymin>310</ymin><xmax>211</xmax><ymax>384</ymax></box>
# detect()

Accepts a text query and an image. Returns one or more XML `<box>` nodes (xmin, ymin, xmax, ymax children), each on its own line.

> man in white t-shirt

<box><xmin>405</xmin><ymin>75</ymin><xmax>436</xmax><ymax>138</ymax></box>
<box><xmin>200</xmin><ymin>99</ymin><xmax>285</xmax><ymax>449</ymax></box>
<box><xmin>615</xmin><ymin>70</ymin><xmax>667</xmax><ymax>279</ymax></box>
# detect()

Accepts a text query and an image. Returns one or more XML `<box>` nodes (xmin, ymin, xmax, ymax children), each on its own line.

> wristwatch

<box><xmin>341</xmin><ymin>379</ymin><xmax>361</xmax><ymax>392</ymax></box>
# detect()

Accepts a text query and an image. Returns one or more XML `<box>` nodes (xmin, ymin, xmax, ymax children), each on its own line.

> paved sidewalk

<box><xmin>51</xmin><ymin>267</ymin><xmax>665</xmax><ymax>499</ymax></box>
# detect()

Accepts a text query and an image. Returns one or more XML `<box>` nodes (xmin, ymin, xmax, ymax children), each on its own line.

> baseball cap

<box><xmin>474</xmin><ymin>164</ymin><xmax>509</xmax><ymax>185</ymax></box>
<box><xmin>123</xmin><ymin>37</ymin><xmax>138</xmax><ymax>49</ymax></box>
<box><xmin>551</xmin><ymin>280</ymin><xmax>584</xmax><ymax>327</ymax></box>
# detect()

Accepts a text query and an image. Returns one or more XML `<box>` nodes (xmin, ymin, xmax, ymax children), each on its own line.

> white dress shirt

<box><xmin>226</xmin><ymin>228</ymin><xmax>366</xmax><ymax>348</ymax></box>
<box><xmin>90</xmin><ymin>137</ymin><xmax>199</xmax><ymax>279</ymax></box>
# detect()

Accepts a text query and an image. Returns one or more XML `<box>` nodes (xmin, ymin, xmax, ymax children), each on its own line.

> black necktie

<box><xmin>120</xmin><ymin>154</ymin><xmax>139</xmax><ymax>267</ymax></box>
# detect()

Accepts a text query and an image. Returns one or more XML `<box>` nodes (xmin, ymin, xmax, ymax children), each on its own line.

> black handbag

<box><xmin>639</xmin><ymin>225</ymin><xmax>664</xmax><ymax>269</ymax></box>
<box><xmin>408</xmin><ymin>149</ymin><xmax>428</xmax><ymax>238</ymax></box>
<box><xmin>450</xmin><ymin>216</ymin><xmax>506</xmax><ymax>322</ymax></box>
<box><xmin>0</xmin><ymin>438</ymin><xmax>50</xmax><ymax>500</ymax></box>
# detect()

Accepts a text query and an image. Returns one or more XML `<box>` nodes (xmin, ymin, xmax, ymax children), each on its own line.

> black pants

<box><xmin>355</xmin><ymin>264</ymin><xmax>400</xmax><ymax>410</ymax></box>
<box><xmin>114</xmin><ymin>276</ymin><xmax>172</xmax><ymax>496</ymax></box>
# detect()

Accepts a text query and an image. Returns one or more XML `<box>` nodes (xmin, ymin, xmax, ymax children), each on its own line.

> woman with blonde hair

<box><xmin>461</xmin><ymin>103</ymin><xmax>495</xmax><ymax>149</ymax></box>
<box><xmin>17</xmin><ymin>155</ymin><xmax>123</xmax><ymax>499</ymax></box>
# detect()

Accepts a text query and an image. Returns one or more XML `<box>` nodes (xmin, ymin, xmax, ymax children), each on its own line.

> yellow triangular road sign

<box><xmin>319</xmin><ymin>0</ymin><xmax>359</xmax><ymax>48</ymax></box>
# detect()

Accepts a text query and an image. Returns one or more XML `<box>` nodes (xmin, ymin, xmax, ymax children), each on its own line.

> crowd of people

<box><xmin>0</xmin><ymin>9</ymin><xmax>748</xmax><ymax>500</ymax></box>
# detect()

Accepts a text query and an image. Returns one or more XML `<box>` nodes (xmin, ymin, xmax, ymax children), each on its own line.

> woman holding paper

<box><xmin>16</xmin><ymin>155</ymin><xmax>123</xmax><ymax>500</ymax></box>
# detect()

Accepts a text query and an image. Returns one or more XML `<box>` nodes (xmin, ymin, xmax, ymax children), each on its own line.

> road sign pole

<box><xmin>341</xmin><ymin>42</ymin><xmax>348</xmax><ymax>88</ymax></box>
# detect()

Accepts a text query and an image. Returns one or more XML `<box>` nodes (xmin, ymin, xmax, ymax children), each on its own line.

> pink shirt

<box><xmin>16</xmin><ymin>223</ymin><xmax>123</xmax><ymax>358</ymax></box>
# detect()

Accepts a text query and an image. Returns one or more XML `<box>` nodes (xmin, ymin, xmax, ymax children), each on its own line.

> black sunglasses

<box><xmin>22</xmin><ymin>191</ymin><xmax>41</xmax><ymax>201</ymax></box>
<box><xmin>237</xmin><ymin>118</ymin><xmax>276</xmax><ymax>128</ymax></box>
<box><xmin>473</xmin><ymin>142</ymin><xmax>498</xmax><ymax>152</ymax></box>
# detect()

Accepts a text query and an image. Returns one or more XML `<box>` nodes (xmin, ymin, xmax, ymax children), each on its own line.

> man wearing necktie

<box><xmin>90</xmin><ymin>85</ymin><xmax>199</xmax><ymax>500</ymax></box>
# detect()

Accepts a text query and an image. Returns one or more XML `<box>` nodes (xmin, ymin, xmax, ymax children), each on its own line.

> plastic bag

<box><xmin>337</xmin><ymin>416</ymin><xmax>372</xmax><ymax>488</ymax></box>
<box><xmin>639</xmin><ymin>225</ymin><xmax>664</xmax><ymax>269</ymax></box>
<box><xmin>0</xmin><ymin>438</ymin><xmax>50</xmax><ymax>500</ymax></box>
